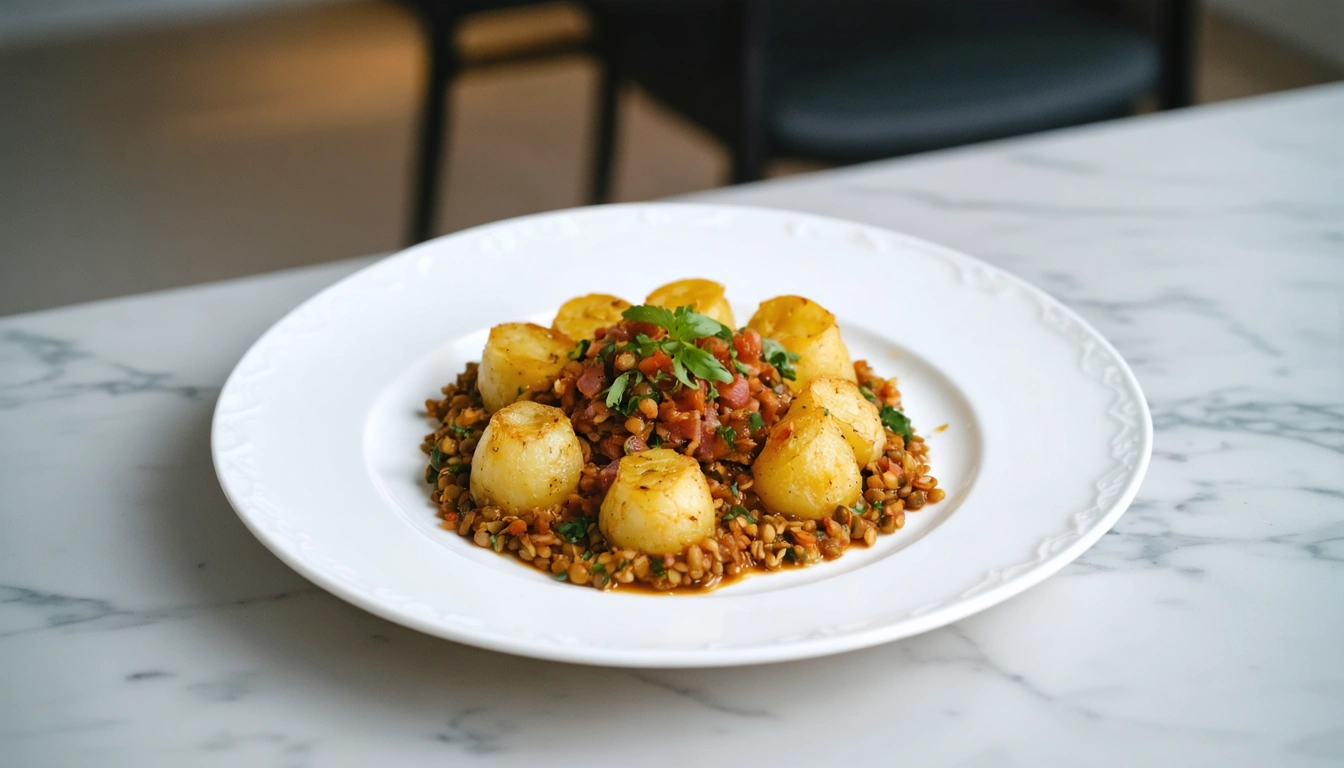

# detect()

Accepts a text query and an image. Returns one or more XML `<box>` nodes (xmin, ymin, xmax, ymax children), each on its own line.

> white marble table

<box><xmin>3</xmin><ymin>84</ymin><xmax>1341</xmax><ymax>767</ymax></box>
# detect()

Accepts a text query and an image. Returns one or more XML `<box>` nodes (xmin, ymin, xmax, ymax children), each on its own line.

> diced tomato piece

<box><xmin>626</xmin><ymin>321</ymin><xmax>662</xmax><ymax>339</ymax></box>
<box><xmin>718</xmin><ymin>374</ymin><xmax>750</xmax><ymax>409</ymax></box>
<box><xmin>734</xmin><ymin>328</ymin><xmax>763</xmax><ymax>363</ymax></box>
<box><xmin>672</xmin><ymin>385</ymin><xmax>706</xmax><ymax>413</ymax></box>
<box><xmin>639</xmin><ymin>350</ymin><xmax>673</xmax><ymax>377</ymax></box>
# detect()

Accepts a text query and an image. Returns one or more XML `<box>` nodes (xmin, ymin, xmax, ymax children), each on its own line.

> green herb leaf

<box><xmin>859</xmin><ymin>386</ymin><xmax>878</xmax><ymax>403</ymax></box>
<box><xmin>554</xmin><ymin>571</ymin><xmax>569</xmax><ymax>581</ymax></box>
<box><xmin>748</xmin><ymin>412</ymin><xmax>765</xmax><ymax>432</ymax></box>
<box><xmin>650</xmin><ymin>559</ymin><xmax>666</xmax><ymax>577</ymax></box>
<box><xmin>762</xmin><ymin>338</ymin><xmax>800</xmax><ymax>381</ymax></box>
<box><xmin>556</xmin><ymin>518</ymin><xmax>591</xmax><ymax>544</ymax></box>
<box><xmin>446</xmin><ymin>462</ymin><xmax>469</xmax><ymax>475</ymax></box>
<box><xmin>730</xmin><ymin>482</ymin><xmax>740</xmax><ymax>497</ymax></box>
<box><xmin>425</xmin><ymin>464</ymin><xmax>438</xmax><ymax>484</ymax></box>
<box><xmin>716</xmin><ymin>425</ymin><xmax>737</xmax><ymax>444</ymax></box>
<box><xmin>879</xmin><ymin>405</ymin><xmax>914</xmax><ymax>441</ymax></box>
<box><xmin>668</xmin><ymin>352</ymin><xmax>698</xmax><ymax>390</ymax></box>
<box><xmin>568</xmin><ymin>338</ymin><xmax>591</xmax><ymax>360</ymax></box>
<box><xmin>627</xmin><ymin>335</ymin><xmax>657</xmax><ymax>360</ymax></box>
<box><xmin>671</xmin><ymin>305</ymin><xmax>730</xmax><ymax>341</ymax></box>
<box><xmin>604</xmin><ymin>371</ymin><xmax>634</xmax><ymax>409</ymax></box>
<box><xmin>582</xmin><ymin>550</ymin><xmax>594</xmax><ymax>561</ymax></box>
<box><xmin>489</xmin><ymin>534</ymin><xmax>501</xmax><ymax>552</ymax></box>
<box><xmin>647</xmin><ymin>433</ymin><xmax>663</xmax><ymax>449</ymax></box>
<box><xmin>722</xmin><ymin>505</ymin><xmax>755</xmax><ymax>524</ymax></box>
<box><xmin>449</xmin><ymin>422</ymin><xmax>475</xmax><ymax>439</ymax></box>
<box><xmin>429</xmin><ymin>445</ymin><xmax>447</xmax><ymax>469</ymax></box>
<box><xmin>677</xmin><ymin>344</ymin><xmax>733</xmax><ymax>384</ymax></box>
<box><xmin>621</xmin><ymin>304</ymin><xmax>676</xmax><ymax>329</ymax></box>
<box><xmin>733</xmin><ymin>359</ymin><xmax>751</xmax><ymax>375</ymax></box>
<box><xmin>591</xmin><ymin>563</ymin><xmax>607</xmax><ymax>576</ymax></box>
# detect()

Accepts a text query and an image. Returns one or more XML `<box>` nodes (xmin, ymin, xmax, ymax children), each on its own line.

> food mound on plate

<box><xmin>421</xmin><ymin>279</ymin><xmax>944</xmax><ymax>591</ymax></box>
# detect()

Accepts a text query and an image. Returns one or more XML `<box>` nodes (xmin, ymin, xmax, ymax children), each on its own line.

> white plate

<box><xmin>212</xmin><ymin>203</ymin><xmax>1151</xmax><ymax>667</ymax></box>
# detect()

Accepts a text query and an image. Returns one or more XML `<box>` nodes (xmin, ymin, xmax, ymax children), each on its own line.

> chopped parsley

<box><xmin>446</xmin><ymin>462</ymin><xmax>469</xmax><ymax>475</ymax></box>
<box><xmin>761</xmin><ymin>338</ymin><xmax>800</xmax><ymax>381</ymax></box>
<box><xmin>603</xmin><ymin>371</ymin><xmax>636</xmax><ymax>409</ymax></box>
<box><xmin>449</xmin><ymin>422</ymin><xmax>476</xmax><ymax>440</ymax></box>
<box><xmin>859</xmin><ymin>386</ymin><xmax>878</xmax><ymax>403</ymax></box>
<box><xmin>716</xmin><ymin>425</ymin><xmax>737</xmax><ymax>445</ymax></box>
<box><xmin>489</xmin><ymin>534</ymin><xmax>502</xmax><ymax>552</ymax></box>
<box><xmin>590</xmin><ymin>563</ymin><xmax>607</xmax><ymax>576</ymax></box>
<box><xmin>568</xmin><ymin>338</ymin><xmax>591</xmax><ymax>360</ymax></box>
<box><xmin>582</xmin><ymin>550</ymin><xmax>594</xmax><ymax>561</ymax></box>
<box><xmin>553</xmin><ymin>571</ymin><xmax>568</xmax><ymax>581</ymax></box>
<box><xmin>556</xmin><ymin>518</ymin><xmax>591</xmax><ymax>544</ymax></box>
<box><xmin>650</xmin><ymin>559</ymin><xmax>667</xmax><ymax>577</ymax></box>
<box><xmin>647</xmin><ymin>433</ymin><xmax>663</xmax><ymax>449</ymax></box>
<box><xmin>879</xmin><ymin>405</ymin><xmax>914</xmax><ymax>441</ymax></box>
<box><xmin>722</xmin><ymin>505</ymin><xmax>755</xmax><ymax>524</ymax></box>
<box><xmin>429</xmin><ymin>445</ymin><xmax>447</xmax><ymax>469</ymax></box>
<box><xmin>730</xmin><ymin>482</ymin><xmax>740</xmax><ymax>497</ymax></box>
<box><xmin>748</xmin><ymin>412</ymin><xmax>765</xmax><ymax>432</ymax></box>
<box><xmin>425</xmin><ymin>464</ymin><xmax>438</xmax><ymax>484</ymax></box>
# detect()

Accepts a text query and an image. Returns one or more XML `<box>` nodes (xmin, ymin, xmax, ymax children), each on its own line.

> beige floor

<box><xmin>1</xmin><ymin>1</ymin><xmax>1339</xmax><ymax>316</ymax></box>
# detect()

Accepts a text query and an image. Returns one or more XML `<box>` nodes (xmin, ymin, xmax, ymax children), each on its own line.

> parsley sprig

<box><xmin>620</xmin><ymin>305</ymin><xmax>735</xmax><ymax>389</ymax></box>
<box><xmin>761</xmin><ymin>338</ymin><xmax>800</xmax><ymax>381</ymax></box>
<box><xmin>880</xmin><ymin>405</ymin><xmax>914</xmax><ymax>441</ymax></box>
<box><xmin>556</xmin><ymin>517</ymin><xmax>592</xmax><ymax>544</ymax></box>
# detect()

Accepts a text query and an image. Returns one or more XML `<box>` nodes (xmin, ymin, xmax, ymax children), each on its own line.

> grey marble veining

<box><xmin>2</xmin><ymin>85</ymin><xmax>1342</xmax><ymax>767</ymax></box>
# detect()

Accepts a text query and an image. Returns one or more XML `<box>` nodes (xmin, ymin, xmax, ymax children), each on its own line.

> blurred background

<box><xmin>0</xmin><ymin>0</ymin><xmax>1339</xmax><ymax>316</ymax></box>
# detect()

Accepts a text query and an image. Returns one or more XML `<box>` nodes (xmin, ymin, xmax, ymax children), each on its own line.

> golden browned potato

<box><xmin>470</xmin><ymin>401</ymin><xmax>583</xmax><ymax>514</ymax></box>
<box><xmin>752</xmin><ymin>409</ymin><xmax>862</xmax><ymax>519</ymax></box>
<box><xmin>599</xmin><ymin>449</ymin><xmax>716</xmax><ymax>555</ymax></box>
<box><xmin>646</xmin><ymin>278</ymin><xmax>735</xmax><ymax>328</ymax></box>
<box><xmin>477</xmin><ymin>322</ymin><xmax>572</xmax><ymax>412</ymax></box>
<box><xmin>788</xmin><ymin>377</ymin><xmax>884</xmax><ymax>466</ymax></box>
<box><xmin>747</xmin><ymin>295</ymin><xmax>856</xmax><ymax>392</ymax></box>
<box><xmin>552</xmin><ymin>293</ymin><xmax>631</xmax><ymax>340</ymax></box>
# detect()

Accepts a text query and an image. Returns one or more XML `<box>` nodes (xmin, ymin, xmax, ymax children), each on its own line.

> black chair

<box><xmin>587</xmin><ymin>0</ymin><xmax>1197</xmax><ymax>186</ymax></box>
<box><xmin>403</xmin><ymin>0</ymin><xmax>1196</xmax><ymax>243</ymax></box>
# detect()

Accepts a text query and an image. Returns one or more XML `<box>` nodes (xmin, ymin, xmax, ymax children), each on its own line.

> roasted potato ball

<box><xmin>788</xmin><ymin>377</ymin><xmax>885</xmax><ymax>466</ymax></box>
<box><xmin>747</xmin><ymin>295</ymin><xmax>856</xmax><ymax>392</ymax></box>
<box><xmin>752</xmin><ymin>409</ymin><xmax>862</xmax><ymax>519</ymax></box>
<box><xmin>552</xmin><ymin>293</ymin><xmax>631</xmax><ymax>340</ymax></box>
<box><xmin>646</xmin><ymin>278</ymin><xmax>735</xmax><ymax>328</ymax></box>
<box><xmin>477</xmin><ymin>322</ymin><xmax>572</xmax><ymax>412</ymax></box>
<box><xmin>469</xmin><ymin>401</ymin><xmax>583</xmax><ymax>514</ymax></box>
<box><xmin>599</xmin><ymin>449</ymin><xmax>716</xmax><ymax>555</ymax></box>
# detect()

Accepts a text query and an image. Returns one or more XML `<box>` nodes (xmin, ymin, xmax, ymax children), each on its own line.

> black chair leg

<box><xmin>730</xmin><ymin>0</ymin><xmax>768</xmax><ymax>185</ymax></box>
<box><xmin>408</xmin><ymin>10</ymin><xmax>459</xmax><ymax>246</ymax></box>
<box><xmin>1158</xmin><ymin>0</ymin><xmax>1197</xmax><ymax>110</ymax></box>
<box><xmin>588</xmin><ymin>53</ymin><xmax>620</xmax><ymax>205</ymax></box>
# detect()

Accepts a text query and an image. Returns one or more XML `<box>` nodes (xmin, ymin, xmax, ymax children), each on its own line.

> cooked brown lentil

<box><xmin>421</xmin><ymin>329</ymin><xmax>943</xmax><ymax>592</ymax></box>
